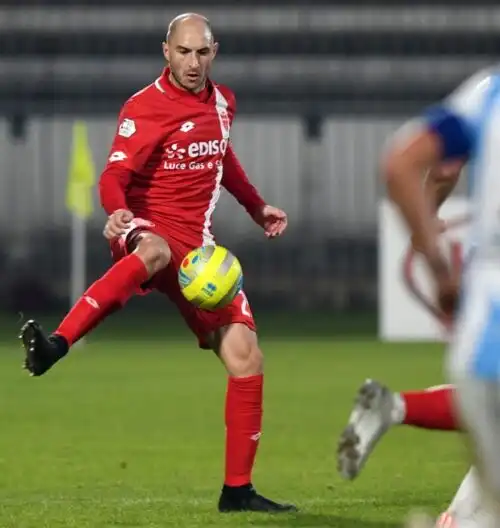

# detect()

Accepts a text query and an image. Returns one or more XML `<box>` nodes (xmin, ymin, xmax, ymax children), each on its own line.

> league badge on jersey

<box><xmin>118</xmin><ymin>118</ymin><xmax>136</xmax><ymax>138</ymax></box>
<box><xmin>219</xmin><ymin>108</ymin><xmax>230</xmax><ymax>137</ymax></box>
<box><xmin>214</xmin><ymin>88</ymin><xmax>231</xmax><ymax>139</ymax></box>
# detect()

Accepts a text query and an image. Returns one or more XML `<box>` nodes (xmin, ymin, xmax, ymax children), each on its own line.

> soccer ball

<box><xmin>178</xmin><ymin>245</ymin><xmax>243</xmax><ymax>310</ymax></box>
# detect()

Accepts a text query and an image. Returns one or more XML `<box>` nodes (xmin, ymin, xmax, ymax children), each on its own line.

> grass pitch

<box><xmin>0</xmin><ymin>313</ymin><xmax>467</xmax><ymax>527</ymax></box>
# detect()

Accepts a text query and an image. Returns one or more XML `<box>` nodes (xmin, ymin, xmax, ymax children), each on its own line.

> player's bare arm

<box><xmin>409</xmin><ymin>162</ymin><xmax>464</xmax><ymax>252</ymax></box>
<box><xmin>382</xmin><ymin>130</ymin><xmax>460</xmax><ymax>317</ymax></box>
<box><xmin>425</xmin><ymin>161</ymin><xmax>464</xmax><ymax>214</ymax></box>
<box><xmin>383</xmin><ymin>131</ymin><xmax>446</xmax><ymax>265</ymax></box>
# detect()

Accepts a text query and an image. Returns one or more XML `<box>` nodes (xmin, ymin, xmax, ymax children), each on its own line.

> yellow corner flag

<box><xmin>66</xmin><ymin>121</ymin><xmax>96</xmax><ymax>219</ymax></box>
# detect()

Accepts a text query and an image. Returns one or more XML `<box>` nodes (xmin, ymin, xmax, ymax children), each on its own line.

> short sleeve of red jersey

<box><xmin>105</xmin><ymin>100</ymin><xmax>163</xmax><ymax>173</ymax></box>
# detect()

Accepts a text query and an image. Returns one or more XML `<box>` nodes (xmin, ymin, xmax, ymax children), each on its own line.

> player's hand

<box><xmin>428</xmin><ymin>253</ymin><xmax>460</xmax><ymax>325</ymax></box>
<box><xmin>254</xmin><ymin>205</ymin><xmax>288</xmax><ymax>238</ymax></box>
<box><xmin>103</xmin><ymin>209</ymin><xmax>134</xmax><ymax>240</ymax></box>
<box><xmin>411</xmin><ymin>219</ymin><xmax>446</xmax><ymax>253</ymax></box>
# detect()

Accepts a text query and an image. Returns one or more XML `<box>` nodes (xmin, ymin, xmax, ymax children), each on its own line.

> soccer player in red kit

<box><xmin>19</xmin><ymin>13</ymin><xmax>296</xmax><ymax>514</ymax></box>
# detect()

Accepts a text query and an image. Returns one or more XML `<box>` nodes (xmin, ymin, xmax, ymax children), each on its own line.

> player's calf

<box><xmin>212</xmin><ymin>324</ymin><xmax>296</xmax><ymax>513</ymax></box>
<box><xmin>19</xmin><ymin>233</ymin><xmax>172</xmax><ymax>377</ymax></box>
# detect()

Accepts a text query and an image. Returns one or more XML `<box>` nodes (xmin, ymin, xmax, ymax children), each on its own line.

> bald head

<box><xmin>162</xmin><ymin>12</ymin><xmax>218</xmax><ymax>93</ymax></box>
<box><xmin>166</xmin><ymin>13</ymin><xmax>213</xmax><ymax>44</ymax></box>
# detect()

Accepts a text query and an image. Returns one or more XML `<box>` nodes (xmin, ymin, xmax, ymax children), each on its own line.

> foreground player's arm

<box><xmin>382</xmin><ymin>132</ymin><xmax>453</xmax><ymax>268</ymax></box>
<box><xmin>382</xmin><ymin>69</ymin><xmax>488</xmax><ymax>267</ymax></box>
<box><xmin>221</xmin><ymin>145</ymin><xmax>266</xmax><ymax>218</ymax></box>
<box><xmin>408</xmin><ymin>164</ymin><xmax>463</xmax><ymax>253</ymax></box>
<box><xmin>384</xmin><ymin>69</ymin><xmax>493</xmax><ymax>257</ymax></box>
<box><xmin>424</xmin><ymin>162</ymin><xmax>464</xmax><ymax>215</ymax></box>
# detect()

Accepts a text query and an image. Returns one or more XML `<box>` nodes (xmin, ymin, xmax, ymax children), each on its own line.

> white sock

<box><xmin>391</xmin><ymin>392</ymin><xmax>406</xmax><ymax>424</ymax></box>
<box><xmin>447</xmin><ymin>467</ymin><xmax>481</xmax><ymax>520</ymax></box>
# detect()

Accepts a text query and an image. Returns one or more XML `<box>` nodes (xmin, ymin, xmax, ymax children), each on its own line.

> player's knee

<box><xmin>246</xmin><ymin>344</ymin><xmax>264</xmax><ymax>376</ymax></box>
<box><xmin>134</xmin><ymin>234</ymin><xmax>171</xmax><ymax>275</ymax></box>
<box><xmin>213</xmin><ymin>324</ymin><xmax>263</xmax><ymax>377</ymax></box>
<box><xmin>226</xmin><ymin>340</ymin><xmax>263</xmax><ymax>377</ymax></box>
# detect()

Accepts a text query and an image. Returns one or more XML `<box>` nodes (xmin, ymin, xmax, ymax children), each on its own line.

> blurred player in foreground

<box><xmin>337</xmin><ymin>379</ymin><xmax>484</xmax><ymax>527</ymax></box>
<box><xmin>377</xmin><ymin>66</ymin><xmax>500</xmax><ymax>527</ymax></box>
<box><xmin>18</xmin><ymin>13</ymin><xmax>296</xmax><ymax>514</ymax></box>
<box><xmin>336</xmin><ymin>162</ymin><xmax>477</xmax><ymax>526</ymax></box>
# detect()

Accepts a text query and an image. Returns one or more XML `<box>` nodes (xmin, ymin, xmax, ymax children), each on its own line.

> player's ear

<box><xmin>212</xmin><ymin>41</ymin><xmax>219</xmax><ymax>58</ymax></box>
<box><xmin>162</xmin><ymin>41</ymin><xmax>169</xmax><ymax>62</ymax></box>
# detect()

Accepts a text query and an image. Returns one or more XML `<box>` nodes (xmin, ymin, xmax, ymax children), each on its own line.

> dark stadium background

<box><xmin>0</xmin><ymin>3</ymin><xmax>486</xmax><ymax>527</ymax></box>
<box><xmin>0</xmin><ymin>0</ymin><xmax>483</xmax><ymax>324</ymax></box>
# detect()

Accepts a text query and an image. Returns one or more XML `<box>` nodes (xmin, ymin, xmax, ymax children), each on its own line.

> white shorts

<box><xmin>447</xmin><ymin>262</ymin><xmax>500</xmax><ymax>502</ymax></box>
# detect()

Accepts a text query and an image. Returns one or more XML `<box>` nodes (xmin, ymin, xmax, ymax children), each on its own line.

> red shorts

<box><xmin>109</xmin><ymin>218</ymin><xmax>256</xmax><ymax>348</ymax></box>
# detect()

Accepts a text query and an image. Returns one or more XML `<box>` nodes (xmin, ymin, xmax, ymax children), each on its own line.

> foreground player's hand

<box><xmin>428</xmin><ymin>254</ymin><xmax>460</xmax><ymax>325</ymax></box>
<box><xmin>103</xmin><ymin>209</ymin><xmax>134</xmax><ymax>240</ymax></box>
<box><xmin>254</xmin><ymin>205</ymin><xmax>288</xmax><ymax>238</ymax></box>
<box><xmin>411</xmin><ymin>219</ymin><xmax>446</xmax><ymax>253</ymax></box>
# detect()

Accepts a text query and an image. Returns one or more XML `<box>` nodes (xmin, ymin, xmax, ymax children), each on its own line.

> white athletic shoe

<box><xmin>337</xmin><ymin>379</ymin><xmax>395</xmax><ymax>480</ymax></box>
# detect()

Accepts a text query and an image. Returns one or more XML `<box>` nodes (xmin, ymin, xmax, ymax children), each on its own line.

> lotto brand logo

<box><xmin>84</xmin><ymin>296</ymin><xmax>100</xmax><ymax>309</ymax></box>
<box><xmin>180</xmin><ymin>121</ymin><xmax>195</xmax><ymax>132</ymax></box>
<box><xmin>108</xmin><ymin>151</ymin><xmax>127</xmax><ymax>162</ymax></box>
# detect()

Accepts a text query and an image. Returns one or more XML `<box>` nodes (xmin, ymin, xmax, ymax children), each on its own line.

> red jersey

<box><xmin>99</xmin><ymin>68</ymin><xmax>265</xmax><ymax>246</ymax></box>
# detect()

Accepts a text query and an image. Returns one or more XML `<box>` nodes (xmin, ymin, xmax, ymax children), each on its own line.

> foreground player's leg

<box><xmin>211</xmin><ymin>323</ymin><xmax>297</xmax><ymax>513</ymax></box>
<box><xmin>20</xmin><ymin>233</ymin><xmax>171</xmax><ymax>376</ymax></box>
<box><xmin>407</xmin><ymin>462</ymin><xmax>498</xmax><ymax>527</ymax></box>
<box><xmin>449</xmin><ymin>367</ymin><xmax>500</xmax><ymax>527</ymax></box>
<box><xmin>436</xmin><ymin>467</ymin><xmax>487</xmax><ymax>528</ymax></box>
<box><xmin>337</xmin><ymin>380</ymin><xmax>457</xmax><ymax>480</ymax></box>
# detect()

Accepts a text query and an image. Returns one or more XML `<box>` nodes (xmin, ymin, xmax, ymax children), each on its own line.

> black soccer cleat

<box><xmin>19</xmin><ymin>320</ymin><xmax>68</xmax><ymax>376</ymax></box>
<box><xmin>218</xmin><ymin>484</ymin><xmax>298</xmax><ymax>513</ymax></box>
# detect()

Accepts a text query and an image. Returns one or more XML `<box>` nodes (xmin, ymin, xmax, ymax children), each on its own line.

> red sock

<box><xmin>54</xmin><ymin>254</ymin><xmax>149</xmax><ymax>346</ymax></box>
<box><xmin>401</xmin><ymin>386</ymin><xmax>459</xmax><ymax>431</ymax></box>
<box><xmin>224</xmin><ymin>374</ymin><xmax>263</xmax><ymax>487</ymax></box>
